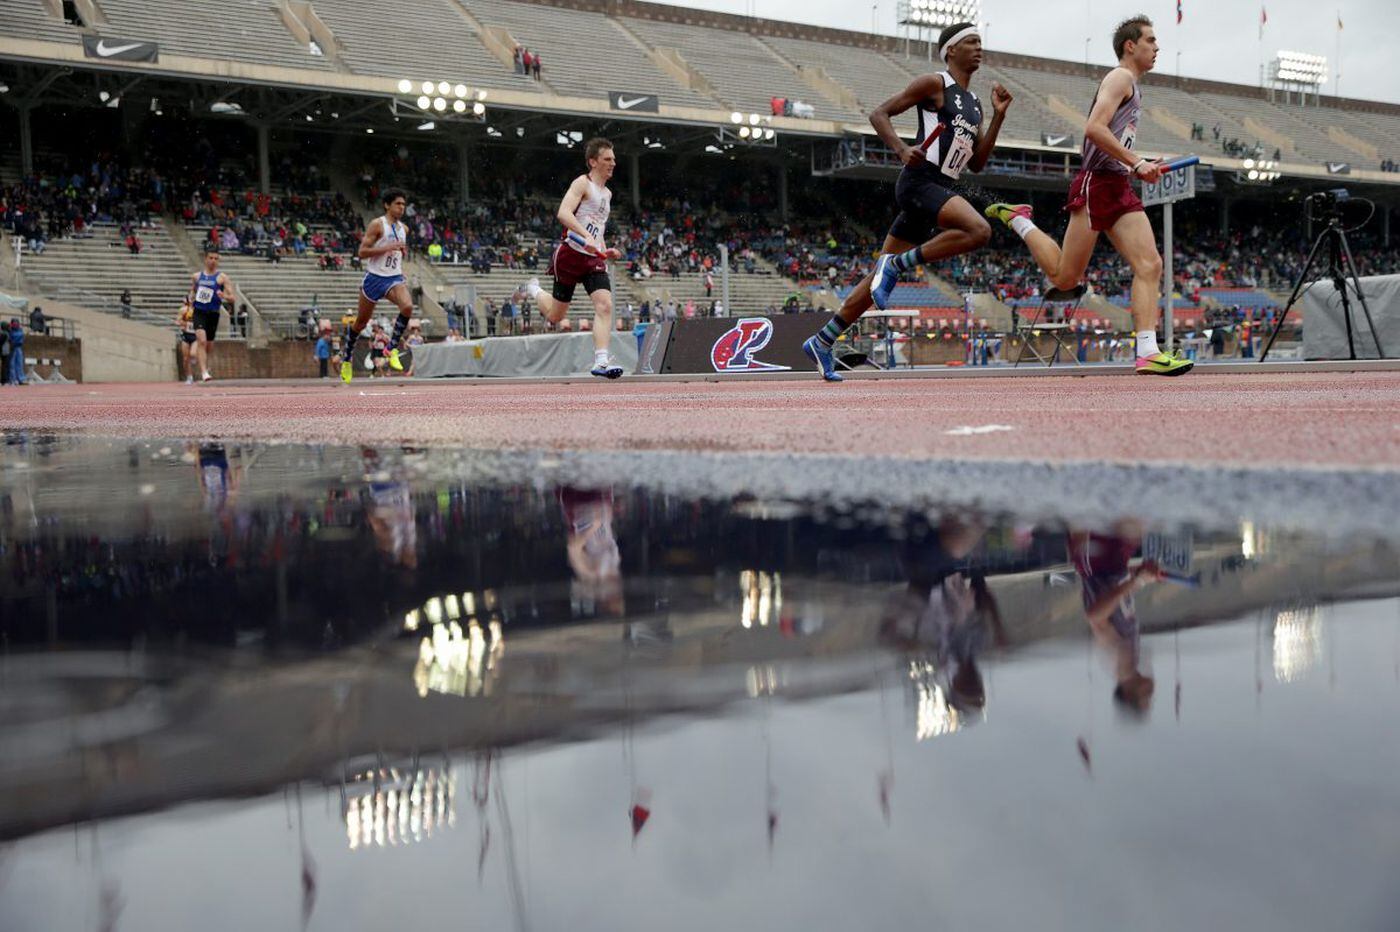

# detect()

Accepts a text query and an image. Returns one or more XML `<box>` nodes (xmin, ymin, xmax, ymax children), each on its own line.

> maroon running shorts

<box><xmin>1066</xmin><ymin>169</ymin><xmax>1144</xmax><ymax>232</ymax></box>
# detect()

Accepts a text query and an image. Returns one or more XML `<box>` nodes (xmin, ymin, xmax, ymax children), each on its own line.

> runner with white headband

<box><xmin>804</xmin><ymin>21</ymin><xmax>1013</xmax><ymax>381</ymax></box>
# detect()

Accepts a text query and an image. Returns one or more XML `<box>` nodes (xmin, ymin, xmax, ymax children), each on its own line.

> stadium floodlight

<box><xmin>420</xmin><ymin>81</ymin><xmax>434</xmax><ymax>95</ymax></box>
<box><xmin>477</xmin><ymin>89</ymin><xmax>488</xmax><ymax>101</ymax></box>
<box><xmin>365</xmin><ymin>128</ymin><xmax>375</xmax><ymax>134</ymax></box>
<box><xmin>730</xmin><ymin>111</ymin><xmax>743</xmax><ymax>124</ymax></box>
<box><xmin>899</xmin><ymin>0</ymin><xmax>980</xmax><ymax>28</ymax></box>
<box><xmin>452</xmin><ymin>99</ymin><xmax>466</xmax><ymax>113</ymax></box>
<box><xmin>436</xmin><ymin>81</ymin><xmax>451</xmax><ymax>95</ymax></box>
<box><xmin>1273</xmin><ymin>51</ymin><xmax>1326</xmax><ymax>86</ymax></box>
<box><xmin>417</xmin><ymin>95</ymin><xmax>431</xmax><ymax>110</ymax></box>
<box><xmin>432</xmin><ymin>97</ymin><xmax>447</xmax><ymax>112</ymax></box>
<box><xmin>739</xmin><ymin>126</ymin><xmax>751</xmax><ymax>138</ymax></box>
<box><xmin>472</xmin><ymin>102</ymin><xmax>486</xmax><ymax>116</ymax></box>
<box><xmin>454</xmin><ymin>83</ymin><xmax>468</xmax><ymax>98</ymax></box>
<box><xmin>0</xmin><ymin>82</ymin><xmax>9</xmax><ymax>94</ymax></box>
<box><xmin>748</xmin><ymin>113</ymin><xmax>761</xmax><ymax>125</ymax></box>
<box><xmin>764</xmin><ymin>128</ymin><xmax>775</xmax><ymax>140</ymax></box>
<box><xmin>397</xmin><ymin>79</ymin><xmax>413</xmax><ymax>94</ymax></box>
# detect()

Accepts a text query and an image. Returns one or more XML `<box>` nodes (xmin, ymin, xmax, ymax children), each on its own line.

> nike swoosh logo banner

<box><xmin>1041</xmin><ymin>133</ymin><xmax>1074</xmax><ymax>148</ymax></box>
<box><xmin>608</xmin><ymin>92</ymin><xmax>659</xmax><ymax>113</ymax></box>
<box><xmin>83</xmin><ymin>36</ymin><xmax>159</xmax><ymax>62</ymax></box>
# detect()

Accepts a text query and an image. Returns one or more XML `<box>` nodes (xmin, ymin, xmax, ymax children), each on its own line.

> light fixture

<box><xmin>420</xmin><ymin>81</ymin><xmax>434</xmax><ymax>95</ymax></box>
<box><xmin>763</xmin><ymin>128</ymin><xmax>775</xmax><ymax>140</ymax></box>
<box><xmin>472</xmin><ymin>101</ymin><xmax>486</xmax><ymax>116</ymax></box>
<box><xmin>453</xmin><ymin>99</ymin><xmax>466</xmax><ymax>113</ymax></box>
<box><xmin>748</xmin><ymin>113</ymin><xmax>760</xmax><ymax>125</ymax></box>
<box><xmin>432</xmin><ymin>97</ymin><xmax>447</xmax><ymax>111</ymax></box>
<box><xmin>436</xmin><ymin>80</ymin><xmax>450</xmax><ymax>95</ymax></box>
<box><xmin>730</xmin><ymin>111</ymin><xmax>742</xmax><ymax>123</ymax></box>
<box><xmin>397</xmin><ymin>79</ymin><xmax>413</xmax><ymax>94</ymax></box>
<box><xmin>1247</xmin><ymin>169</ymin><xmax>1259</xmax><ymax>180</ymax></box>
<box><xmin>99</xmin><ymin>90</ymin><xmax>110</xmax><ymax>102</ymax></box>
<box><xmin>417</xmin><ymin>95</ymin><xmax>431</xmax><ymax>109</ymax></box>
<box><xmin>454</xmin><ymin>83</ymin><xmax>468</xmax><ymax>98</ymax></box>
<box><xmin>365</xmin><ymin>128</ymin><xmax>375</xmax><ymax>134</ymax></box>
<box><xmin>476</xmin><ymin>89</ymin><xmax>488</xmax><ymax>101</ymax></box>
<box><xmin>1243</xmin><ymin>158</ymin><xmax>1255</xmax><ymax>169</ymax></box>
<box><xmin>0</xmin><ymin>82</ymin><xmax>9</xmax><ymax>94</ymax></box>
<box><xmin>739</xmin><ymin>126</ymin><xmax>751</xmax><ymax>138</ymax></box>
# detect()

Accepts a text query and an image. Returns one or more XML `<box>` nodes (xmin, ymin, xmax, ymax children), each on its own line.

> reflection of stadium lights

<box><xmin>416</xmin><ymin>95</ymin><xmax>430</xmax><ymax>109</ymax></box>
<box><xmin>730</xmin><ymin>111</ymin><xmax>742</xmax><ymax>123</ymax></box>
<box><xmin>453</xmin><ymin>83</ymin><xmax>468</xmax><ymax>98</ymax></box>
<box><xmin>472</xmin><ymin>101</ymin><xmax>486</xmax><ymax>116</ymax></box>
<box><xmin>397</xmin><ymin>79</ymin><xmax>413</xmax><ymax>94</ymax></box>
<box><xmin>1273</xmin><ymin>607</ymin><xmax>1323</xmax><ymax>683</ymax></box>
<box><xmin>432</xmin><ymin>97</ymin><xmax>447</xmax><ymax>111</ymax></box>
<box><xmin>420</xmin><ymin>81</ymin><xmax>434</xmax><ymax>95</ymax></box>
<box><xmin>452</xmin><ymin>99</ymin><xmax>467</xmax><ymax>113</ymax></box>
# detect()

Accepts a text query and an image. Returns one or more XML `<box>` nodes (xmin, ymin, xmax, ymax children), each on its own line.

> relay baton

<box><xmin>1161</xmin><ymin>155</ymin><xmax>1199</xmax><ymax>171</ymax></box>
<box><xmin>1161</xmin><ymin>570</ymin><xmax>1202</xmax><ymax>588</ymax></box>
<box><xmin>918</xmin><ymin>122</ymin><xmax>945</xmax><ymax>152</ymax></box>
<box><xmin>565</xmin><ymin>230</ymin><xmax>605</xmax><ymax>257</ymax></box>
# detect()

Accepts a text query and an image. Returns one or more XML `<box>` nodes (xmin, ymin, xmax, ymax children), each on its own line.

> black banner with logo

<box><xmin>83</xmin><ymin>36</ymin><xmax>160</xmax><ymax>62</ymax></box>
<box><xmin>608</xmin><ymin>91</ymin><xmax>660</xmax><ymax>113</ymax></box>
<box><xmin>657</xmin><ymin>314</ymin><xmax>824</xmax><ymax>374</ymax></box>
<box><xmin>1041</xmin><ymin>131</ymin><xmax>1075</xmax><ymax>149</ymax></box>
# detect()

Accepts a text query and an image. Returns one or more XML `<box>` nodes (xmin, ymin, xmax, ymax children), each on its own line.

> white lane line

<box><xmin>944</xmin><ymin>424</ymin><xmax>1016</xmax><ymax>436</ymax></box>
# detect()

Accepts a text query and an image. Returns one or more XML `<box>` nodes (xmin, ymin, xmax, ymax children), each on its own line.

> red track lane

<box><xmin>2</xmin><ymin>372</ymin><xmax>1399</xmax><ymax>470</ymax></box>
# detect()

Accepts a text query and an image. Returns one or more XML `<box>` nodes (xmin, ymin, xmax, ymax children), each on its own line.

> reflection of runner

<box><xmin>194</xmin><ymin>442</ymin><xmax>238</xmax><ymax>514</ymax></box>
<box><xmin>175</xmin><ymin>299</ymin><xmax>197</xmax><ymax>385</ymax></box>
<box><xmin>558</xmin><ymin>487</ymin><xmax>623</xmax><ymax>615</ymax></box>
<box><xmin>880</xmin><ymin>516</ymin><xmax>1005</xmax><ymax>714</ymax></box>
<box><xmin>1068</xmin><ymin>521</ymin><xmax>1164</xmax><ymax>715</ymax></box>
<box><xmin>363</xmin><ymin>448</ymin><xmax>417</xmax><ymax>570</ymax></box>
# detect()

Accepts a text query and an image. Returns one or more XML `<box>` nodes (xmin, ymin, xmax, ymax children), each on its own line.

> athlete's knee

<box><xmin>1133</xmin><ymin>251</ymin><xmax>1163</xmax><ymax>282</ymax></box>
<box><xmin>1049</xmin><ymin>269</ymin><xmax>1080</xmax><ymax>291</ymax></box>
<box><xmin>963</xmin><ymin>217</ymin><xmax>992</xmax><ymax>248</ymax></box>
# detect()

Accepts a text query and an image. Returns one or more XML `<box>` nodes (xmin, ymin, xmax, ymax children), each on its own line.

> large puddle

<box><xmin>2</xmin><ymin>433</ymin><xmax>1398</xmax><ymax>931</ymax></box>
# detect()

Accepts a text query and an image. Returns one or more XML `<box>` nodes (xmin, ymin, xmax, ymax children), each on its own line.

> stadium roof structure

<box><xmin>1</xmin><ymin>0</ymin><xmax>1399</xmax><ymax>196</ymax></box>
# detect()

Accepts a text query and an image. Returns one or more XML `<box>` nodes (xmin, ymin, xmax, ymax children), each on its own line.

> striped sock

<box><xmin>340</xmin><ymin>324</ymin><xmax>361</xmax><ymax>363</ymax></box>
<box><xmin>815</xmin><ymin>315</ymin><xmax>850</xmax><ymax>348</ymax></box>
<box><xmin>388</xmin><ymin>311</ymin><xmax>412</xmax><ymax>350</ymax></box>
<box><xmin>890</xmin><ymin>246</ymin><xmax>924</xmax><ymax>273</ymax></box>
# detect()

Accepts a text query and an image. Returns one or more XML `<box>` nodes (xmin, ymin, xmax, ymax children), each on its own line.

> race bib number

<box><xmin>195</xmin><ymin>286</ymin><xmax>215</xmax><ymax>304</ymax></box>
<box><xmin>384</xmin><ymin>253</ymin><xmax>399</xmax><ymax>271</ymax></box>
<box><xmin>584</xmin><ymin>220</ymin><xmax>602</xmax><ymax>239</ymax></box>
<box><xmin>942</xmin><ymin>133</ymin><xmax>974</xmax><ymax>180</ymax></box>
<box><xmin>1120</xmin><ymin>122</ymin><xmax>1137</xmax><ymax>151</ymax></box>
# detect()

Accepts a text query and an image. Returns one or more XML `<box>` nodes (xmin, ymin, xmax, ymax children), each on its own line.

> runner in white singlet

<box><xmin>338</xmin><ymin>188</ymin><xmax>415</xmax><ymax>384</ymax></box>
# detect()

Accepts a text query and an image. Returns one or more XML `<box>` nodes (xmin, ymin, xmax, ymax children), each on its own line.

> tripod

<box><xmin>1261</xmin><ymin>214</ymin><xmax>1386</xmax><ymax>361</ymax></box>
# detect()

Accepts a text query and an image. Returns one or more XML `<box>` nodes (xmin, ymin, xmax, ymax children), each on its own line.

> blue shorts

<box><xmin>361</xmin><ymin>272</ymin><xmax>405</xmax><ymax>303</ymax></box>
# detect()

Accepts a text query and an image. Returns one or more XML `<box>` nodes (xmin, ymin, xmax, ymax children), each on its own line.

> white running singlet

<box><xmin>566</xmin><ymin>178</ymin><xmax>611</xmax><ymax>254</ymax></box>
<box><xmin>364</xmin><ymin>214</ymin><xmax>407</xmax><ymax>277</ymax></box>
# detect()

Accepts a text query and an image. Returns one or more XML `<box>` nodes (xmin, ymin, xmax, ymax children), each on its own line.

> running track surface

<box><xmin>3</xmin><ymin>372</ymin><xmax>1398</xmax><ymax>470</ymax></box>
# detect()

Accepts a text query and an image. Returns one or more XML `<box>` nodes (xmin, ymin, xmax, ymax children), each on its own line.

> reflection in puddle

<box><xmin>2</xmin><ymin>434</ymin><xmax>1399</xmax><ymax>931</ymax></box>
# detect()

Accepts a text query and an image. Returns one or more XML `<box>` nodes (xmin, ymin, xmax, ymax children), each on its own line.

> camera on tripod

<box><xmin>1304</xmin><ymin>187</ymin><xmax>1350</xmax><ymax>223</ymax></box>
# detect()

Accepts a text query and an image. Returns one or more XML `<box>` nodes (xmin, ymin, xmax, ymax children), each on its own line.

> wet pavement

<box><xmin>2</xmin><ymin>433</ymin><xmax>1400</xmax><ymax>931</ymax></box>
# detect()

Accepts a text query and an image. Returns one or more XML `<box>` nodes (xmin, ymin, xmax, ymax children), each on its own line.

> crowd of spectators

<box><xmin>1381</xmin><ymin>158</ymin><xmax>1399</xmax><ymax>173</ymax></box>
<box><xmin>513</xmin><ymin>45</ymin><xmax>543</xmax><ymax>81</ymax></box>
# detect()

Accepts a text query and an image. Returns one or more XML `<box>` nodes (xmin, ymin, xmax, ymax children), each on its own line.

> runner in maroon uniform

<box><xmin>985</xmin><ymin>15</ymin><xmax>1192</xmax><ymax>376</ymax></box>
<box><xmin>525</xmin><ymin>138</ymin><xmax>625</xmax><ymax>379</ymax></box>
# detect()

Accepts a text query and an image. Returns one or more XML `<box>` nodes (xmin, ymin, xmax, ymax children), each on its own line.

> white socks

<box><xmin>594</xmin><ymin>350</ymin><xmax>609</xmax><ymax>366</ymax></box>
<box><xmin>526</xmin><ymin>279</ymin><xmax>542</xmax><ymax>298</ymax></box>
<box><xmin>1010</xmin><ymin>216</ymin><xmax>1037</xmax><ymax>239</ymax></box>
<box><xmin>1135</xmin><ymin>330</ymin><xmax>1161</xmax><ymax>358</ymax></box>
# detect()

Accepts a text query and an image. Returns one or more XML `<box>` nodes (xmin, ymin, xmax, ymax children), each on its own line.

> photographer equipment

<box><xmin>1261</xmin><ymin>188</ymin><xmax>1386</xmax><ymax>360</ymax></box>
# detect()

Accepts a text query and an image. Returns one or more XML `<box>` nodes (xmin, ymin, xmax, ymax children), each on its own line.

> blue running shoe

<box><xmin>870</xmin><ymin>253</ymin><xmax>899</xmax><ymax>310</ymax></box>
<box><xmin>802</xmin><ymin>335</ymin><xmax>844</xmax><ymax>382</ymax></box>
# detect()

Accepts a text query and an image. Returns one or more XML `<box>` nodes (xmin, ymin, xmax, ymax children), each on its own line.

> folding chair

<box><xmin>1012</xmin><ymin>285</ymin><xmax>1087</xmax><ymax>368</ymax></box>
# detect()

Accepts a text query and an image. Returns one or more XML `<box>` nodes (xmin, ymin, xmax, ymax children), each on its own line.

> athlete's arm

<box><xmin>969</xmin><ymin>82</ymin><xmax>1012</xmax><ymax>173</ymax></box>
<box><xmin>1084</xmin><ymin>69</ymin><xmax>1162</xmax><ymax>181</ymax></box>
<box><xmin>555</xmin><ymin>176</ymin><xmax>595</xmax><ymax>245</ymax></box>
<box><xmin>187</xmin><ymin>272</ymin><xmax>199</xmax><ymax>303</ymax></box>
<box><xmin>217</xmin><ymin>273</ymin><xmax>234</xmax><ymax>308</ymax></box>
<box><xmin>870</xmin><ymin>74</ymin><xmax>942</xmax><ymax>168</ymax></box>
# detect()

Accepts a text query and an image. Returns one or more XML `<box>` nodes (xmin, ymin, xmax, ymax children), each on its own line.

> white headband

<box><xmin>939</xmin><ymin>26</ymin><xmax>980</xmax><ymax>62</ymax></box>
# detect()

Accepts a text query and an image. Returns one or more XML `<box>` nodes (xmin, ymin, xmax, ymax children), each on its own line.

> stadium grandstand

<box><xmin>1</xmin><ymin>0</ymin><xmax>1398</xmax><ymax>374</ymax></box>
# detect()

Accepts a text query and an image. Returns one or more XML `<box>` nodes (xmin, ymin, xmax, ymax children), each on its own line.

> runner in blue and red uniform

<box><xmin>986</xmin><ymin>15</ymin><xmax>1192</xmax><ymax>376</ymax></box>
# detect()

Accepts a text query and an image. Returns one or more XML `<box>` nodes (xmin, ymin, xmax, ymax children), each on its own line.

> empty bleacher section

<box><xmin>311</xmin><ymin>0</ymin><xmax>533</xmax><ymax>92</ymax></box>
<box><xmin>96</xmin><ymin>0</ymin><xmax>332</xmax><ymax>71</ymax></box>
<box><xmin>763</xmin><ymin>37</ymin><xmax>917</xmax><ymax>134</ymax></box>
<box><xmin>20</xmin><ymin>221</ymin><xmax>193</xmax><ymax>328</ymax></box>
<box><xmin>621</xmin><ymin>16</ymin><xmax>837</xmax><ymax>120</ymax></box>
<box><xmin>3</xmin><ymin>0</ymin><xmax>81</xmax><ymax>43</ymax></box>
<box><xmin>466</xmin><ymin>0</ymin><xmax>718</xmax><ymax>109</ymax></box>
